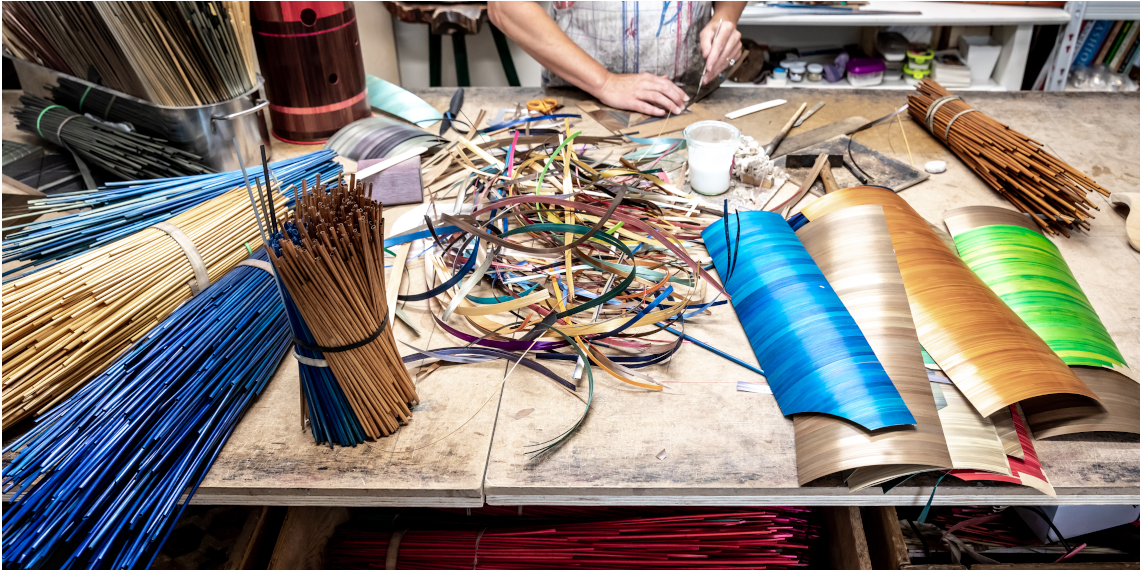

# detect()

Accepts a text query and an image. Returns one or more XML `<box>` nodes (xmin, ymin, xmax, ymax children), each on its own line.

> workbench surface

<box><xmin>18</xmin><ymin>86</ymin><xmax>1136</xmax><ymax>507</ymax></box>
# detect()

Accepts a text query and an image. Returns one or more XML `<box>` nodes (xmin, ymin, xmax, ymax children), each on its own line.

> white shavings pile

<box><xmin>717</xmin><ymin>136</ymin><xmax>787</xmax><ymax>210</ymax></box>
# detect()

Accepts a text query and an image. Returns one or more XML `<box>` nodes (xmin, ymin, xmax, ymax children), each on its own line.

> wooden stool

<box><xmin>386</xmin><ymin>1</ymin><xmax>519</xmax><ymax>87</ymax></box>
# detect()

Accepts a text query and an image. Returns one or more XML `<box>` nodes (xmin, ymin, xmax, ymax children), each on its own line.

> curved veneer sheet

<box><xmin>793</xmin><ymin>205</ymin><xmax>952</xmax><ymax>486</ymax></box>
<box><xmin>702</xmin><ymin>210</ymin><xmax>915</xmax><ymax>432</ymax></box>
<box><xmin>800</xmin><ymin>188</ymin><xmax>1097</xmax><ymax>418</ymax></box>
<box><xmin>944</xmin><ymin>205</ymin><xmax>1140</xmax><ymax>437</ymax></box>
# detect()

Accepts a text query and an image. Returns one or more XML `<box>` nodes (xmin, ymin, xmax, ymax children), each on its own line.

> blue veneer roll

<box><xmin>702</xmin><ymin>210</ymin><xmax>915</xmax><ymax>430</ymax></box>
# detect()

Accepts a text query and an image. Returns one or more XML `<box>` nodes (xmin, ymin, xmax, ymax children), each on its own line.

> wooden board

<box><xmin>168</xmin><ymin>87</ymin><xmax>1140</xmax><ymax>506</ymax></box>
<box><xmin>195</xmin><ymin>234</ymin><xmax>503</xmax><ymax>507</ymax></box>
<box><xmin>267</xmin><ymin>506</ymin><xmax>349</xmax><ymax>570</ymax></box>
<box><xmin>481</xmin><ymin>87</ymin><xmax>1140</xmax><ymax>507</ymax></box>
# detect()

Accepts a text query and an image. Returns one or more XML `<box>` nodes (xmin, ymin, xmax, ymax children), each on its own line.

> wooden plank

<box><xmin>822</xmin><ymin>506</ymin><xmax>873</xmax><ymax>570</ymax></box>
<box><xmin>482</xmin><ymin>88</ymin><xmax>1140</xmax><ymax>507</ymax></box>
<box><xmin>224</xmin><ymin>506</ymin><xmax>275</xmax><ymax>570</ymax></box>
<box><xmin>903</xmin><ymin>566</ymin><xmax>969</xmax><ymax>570</ymax></box>
<box><xmin>195</xmin><ymin>226</ymin><xmax>502</xmax><ymax>507</ymax></box>
<box><xmin>179</xmin><ymin>87</ymin><xmax>1140</xmax><ymax>507</ymax></box>
<box><xmin>864</xmin><ymin>506</ymin><xmax>911</xmax><ymax>570</ymax></box>
<box><xmin>267</xmin><ymin>506</ymin><xmax>350</xmax><ymax>570</ymax></box>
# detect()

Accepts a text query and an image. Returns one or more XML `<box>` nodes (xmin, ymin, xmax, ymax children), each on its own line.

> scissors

<box><xmin>526</xmin><ymin>98</ymin><xmax>558</xmax><ymax>114</ymax></box>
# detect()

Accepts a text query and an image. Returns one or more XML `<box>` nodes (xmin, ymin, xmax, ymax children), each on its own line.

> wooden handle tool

<box><xmin>764</xmin><ymin>102</ymin><xmax>807</xmax><ymax>156</ymax></box>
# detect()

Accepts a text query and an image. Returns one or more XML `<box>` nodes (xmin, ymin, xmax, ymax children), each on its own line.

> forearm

<box><xmin>488</xmin><ymin>1</ymin><xmax>610</xmax><ymax>95</ymax></box>
<box><xmin>712</xmin><ymin>1</ymin><xmax>746</xmax><ymax>25</ymax></box>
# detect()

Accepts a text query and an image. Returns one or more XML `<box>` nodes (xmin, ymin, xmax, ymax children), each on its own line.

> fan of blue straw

<box><xmin>1</xmin><ymin>150</ymin><xmax>342</xmax><ymax>280</ymax></box>
<box><xmin>2</xmin><ymin>248</ymin><xmax>289</xmax><ymax>570</ymax></box>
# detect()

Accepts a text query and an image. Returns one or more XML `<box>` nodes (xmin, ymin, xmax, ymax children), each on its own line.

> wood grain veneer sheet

<box><xmin>990</xmin><ymin>406</ymin><xmax>1026</xmax><ymax>459</ymax></box>
<box><xmin>951</xmin><ymin>404</ymin><xmax>1056</xmax><ymax>497</ymax></box>
<box><xmin>799</xmin><ymin>187</ymin><xmax>1097</xmax><ymax>418</ymax></box>
<box><xmin>702</xmin><ymin>210</ymin><xmax>915</xmax><ymax>431</ymax></box>
<box><xmin>935</xmin><ymin>381</ymin><xmax>1013</xmax><ymax>476</ymax></box>
<box><xmin>945</xmin><ymin>206</ymin><xmax>1128</xmax><ymax>370</ymax></box>
<box><xmin>944</xmin><ymin>205</ymin><xmax>1140</xmax><ymax>437</ymax></box>
<box><xmin>793</xmin><ymin>205</ymin><xmax>952</xmax><ymax>486</ymax></box>
<box><xmin>1021</xmin><ymin>367</ymin><xmax>1140</xmax><ymax>438</ymax></box>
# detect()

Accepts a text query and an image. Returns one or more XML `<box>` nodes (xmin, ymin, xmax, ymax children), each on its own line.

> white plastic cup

<box><xmin>684</xmin><ymin>120</ymin><xmax>740</xmax><ymax>196</ymax></box>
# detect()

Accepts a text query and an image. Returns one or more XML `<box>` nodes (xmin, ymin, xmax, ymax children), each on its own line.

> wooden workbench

<box><xmin>10</xmin><ymin>86</ymin><xmax>1135</xmax><ymax>507</ymax></box>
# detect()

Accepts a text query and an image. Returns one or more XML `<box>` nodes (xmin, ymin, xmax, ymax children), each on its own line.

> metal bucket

<box><xmin>8</xmin><ymin>55</ymin><xmax>271</xmax><ymax>172</ymax></box>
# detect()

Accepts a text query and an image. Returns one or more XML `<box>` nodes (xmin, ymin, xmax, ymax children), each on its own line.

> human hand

<box><xmin>595</xmin><ymin>72</ymin><xmax>688</xmax><ymax>116</ymax></box>
<box><xmin>700</xmin><ymin>19</ymin><xmax>743</xmax><ymax>83</ymax></box>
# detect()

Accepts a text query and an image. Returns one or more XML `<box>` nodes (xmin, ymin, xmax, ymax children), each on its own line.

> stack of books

<box><xmin>1074</xmin><ymin>19</ymin><xmax>1140</xmax><ymax>76</ymax></box>
<box><xmin>933</xmin><ymin>51</ymin><xmax>972</xmax><ymax>88</ymax></box>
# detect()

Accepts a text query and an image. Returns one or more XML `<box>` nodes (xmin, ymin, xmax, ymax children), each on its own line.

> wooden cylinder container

<box><xmin>252</xmin><ymin>2</ymin><xmax>370</xmax><ymax>144</ymax></box>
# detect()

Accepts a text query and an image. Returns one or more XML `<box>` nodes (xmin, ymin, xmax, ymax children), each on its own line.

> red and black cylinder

<box><xmin>252</xmin><ymin>2</ymin><xmax>371</xmax><ymax>144</ymax></box>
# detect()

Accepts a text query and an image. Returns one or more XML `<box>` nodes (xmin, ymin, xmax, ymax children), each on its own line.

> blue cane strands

<box><xmin>2</xmin><ymin>151</ymin><xmax>342</xmax><ymax>279</ymax></box>
<box><xmin>702</xmin><ymin>211</ymin><xmax>915</xmax><ymax>431</ymax></box>
<box><xmin>2</xmin><ymin>249</ymin><xmax>289</xmax><ymax>570</ymax></box>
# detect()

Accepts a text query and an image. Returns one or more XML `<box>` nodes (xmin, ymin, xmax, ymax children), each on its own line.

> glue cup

<box><xmin>684</xmin><ymin>120</ymin><xmax>740</xmax><ymax>196</ymax></box>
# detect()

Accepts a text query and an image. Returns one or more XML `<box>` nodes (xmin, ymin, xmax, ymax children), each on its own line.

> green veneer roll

<box><xmin>954</xmin><ymin>224</ymin><xmax>1127</xmax><ymax>370</ymax></box>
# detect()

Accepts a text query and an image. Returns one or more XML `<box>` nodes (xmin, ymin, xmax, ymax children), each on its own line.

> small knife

<box><xmin>793</xmin><ymin>101</ymin><xmax>825</xmax><ymax>128</ymax></box>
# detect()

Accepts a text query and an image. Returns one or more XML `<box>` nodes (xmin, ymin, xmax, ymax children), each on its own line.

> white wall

<box><xmin>354</xmin><ymin>0</ymin><xmax>543</xmax><ymax>88</ymax></box>
<box><xmin>356</xmin><ymin>1</ymin><xmax>402</xmax><ymax>84</ymax></box>
<box><xmin>391</xmin><ymin>19</ymin><xmax>544</xmax><ymax>88</ymax></box>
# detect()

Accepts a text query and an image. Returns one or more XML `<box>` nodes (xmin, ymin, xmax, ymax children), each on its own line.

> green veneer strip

<box><xmin>954</xmin><ymin>224</ymin><xmax>1126</xmax><ymax>369</ymax></box>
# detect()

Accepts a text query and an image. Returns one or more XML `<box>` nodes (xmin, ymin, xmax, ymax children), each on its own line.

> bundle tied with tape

<box><xmin>256</xmin><ymin>171</ymin><xmax>417</xmax><ymax>447</ymax></box>
<box><xmin>908</xmin><ymin>79</ymin><xmax>1111</xmax><ymax>236</ymax></box>
<box><xmin>13</xmin><ymin>94</ymin><xmax>211</xmax><ymax>180</ymax></box>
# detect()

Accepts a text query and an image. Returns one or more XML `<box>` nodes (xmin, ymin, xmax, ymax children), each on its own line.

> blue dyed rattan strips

<box><xmin>702</xmin><ymin>210</ymin><xmax>915</xmax><ymax>431</ymax></box>
<box><xmin>2</xmin><ymin>150</ymin><xmax>342</xmax><ymax>279</ymax></box>
<box><xmin>2</xmin><ymin>248</ymin><xmax>289</xmax><ymax>570</ymax></box>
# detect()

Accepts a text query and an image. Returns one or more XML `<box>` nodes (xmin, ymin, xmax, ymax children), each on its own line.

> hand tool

<box><xmin>526</xmin><ymin>98</ymin><xmax>558</xmax><ymax>114</ymax></box>
<box><xmin>763</xmin><ymin>102</ymin><xmax>807</xmax><ymax>156</ymax></box>
<box><xmin>686</xmin><ymin>20</ymin><xmax>723</xmax><ymax>111</ymax></box>
<box><xmin>725</xmin><ymin>98</ymin><xmax>786</xmax><ymax>120</ymax></box>
<box><xmin>793</xmin><ymin>100</ymin><xmax>825</xmax><ymax>128</ymax></box>
<box><xmin>786</xmin><ymin>152</ymin><xmax>869</xmax><ymax>185</ymax></box>
<box><xmin>439</xmin><ymin>88</ymin><xmax>466</xmax><ymax>136</ymax></box>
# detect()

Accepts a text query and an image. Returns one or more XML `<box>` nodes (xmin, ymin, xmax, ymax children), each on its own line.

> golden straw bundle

<box><xmin>271</xmin><ymin>178</ymin><xmax>418</xmax><ymax>439</ymax></box>
<box><xmin>1</xmin><ymin>185</ymin><xmax>285</xmax><ymax>427</ymax></box>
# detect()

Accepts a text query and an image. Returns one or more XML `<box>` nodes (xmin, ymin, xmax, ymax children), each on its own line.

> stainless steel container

<box><xmin>8</xmin><ymin>55</ymin><xmax>271</xmax><ymax>172</ymax></box>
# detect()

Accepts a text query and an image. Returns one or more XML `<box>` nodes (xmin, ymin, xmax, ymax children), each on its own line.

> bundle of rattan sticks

<box><xmin>1</xmin><ymin>184</ymin><xmax>286</xmax><ymax>427</ymax></box>
<box><xmin>909</xmin><ymin>79</ymin><xmax>1110</xmax><ymax>236</ymax></box>
<box><xmin>269</xmin><ymin>176</ymin><xmax>418</xmax><ymax>439</ymax></box>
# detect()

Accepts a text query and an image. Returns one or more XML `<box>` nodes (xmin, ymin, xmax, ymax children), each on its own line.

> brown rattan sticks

<box><xmin>908</xmin><ymin>79</ymin><xmax>1110</xmax><ymax>237</ymax></box>
<box><xmin>269</xmin><ymin>177</ymin><xmax>418</xmax><ymax>440</ymax></box>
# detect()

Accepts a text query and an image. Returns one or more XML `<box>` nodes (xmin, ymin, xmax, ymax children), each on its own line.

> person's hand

<box><xmin>700</xmin><ymin>19</ymin><xmax>743</xmax><ymax>83</ymax></box>
<box><xmin>595</xmin><ymin>72</ymin><xmax>688</xmax><ymax>116</ymax></box>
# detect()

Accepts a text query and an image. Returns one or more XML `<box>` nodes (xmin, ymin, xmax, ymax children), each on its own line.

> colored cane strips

<box><xmin>2</xmin><ymin>150</ymin><xmax>341</xmax><ymax>279</ymax></box>
<box><xmin>327</xmin><ymin>507</ymin><xmax>819</xmax><ymax>570</ymax></box>
<box><xmin>909</xmin><ymin>80</ymin><xmax>1111</xmax><ymax>236</ymax></box>
<box><xmin>2</xmin><ymin>249</ymin><xmax>288</xmax><ymax>570</ymax></box>
<box><xmin>703</xmin><ymin>210</ymin><xmax>915</xmax><ymax>431</ymax></box>
<box><xmin>799</xmin><ymin>187</ymin><xmax>1097</xmax><ymax>419</ymax></box>
<box><xmin>1</xmin><ymin>180</ymin><xmax>289</xmax><ymax>428</ymax></box>
<box><xmin>269</xmin><ymin>178</ymin><xmax>419</xmax><ymax>443</ymax></box>
<box><xmin>944</xmin><ymin>205</ymin><xmax>1140</xmax><ymax>438</ymax></box>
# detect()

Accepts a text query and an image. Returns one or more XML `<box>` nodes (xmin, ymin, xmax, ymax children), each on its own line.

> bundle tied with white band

<box><xmin>908</xmin><ymin>79</ymin><xmax>1111</xmax><ymax>237</ymax></box>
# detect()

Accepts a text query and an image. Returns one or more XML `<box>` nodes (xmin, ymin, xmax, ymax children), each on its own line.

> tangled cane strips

<box><xmin>1</xmin><ymin>183</ymin><xmax>288</xmax><ymax>428</ymax></box>
<box><xmin>270</xmin><ymin>178</ymin><xmax>417</xmax><ymax>439</ymax></box>
<box><xmin>908</xmin><ymin>80</ymin><xmax>1110</xmax><ymax>236</ymax></box>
